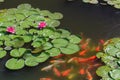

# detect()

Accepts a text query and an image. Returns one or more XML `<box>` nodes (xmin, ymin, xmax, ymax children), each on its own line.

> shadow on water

<box><xmin>0</xmin><ymin>0</ymin><xmax>120</xmax><ymax>80</ymax></box>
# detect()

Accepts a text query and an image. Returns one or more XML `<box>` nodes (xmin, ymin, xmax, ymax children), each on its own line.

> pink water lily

<box><xmin>38</xmin><ymin>21</ymin><xmax>47</xmax><ymax>29</ymax></box>
<box><xmin>6</xmin><ymin>26</ymin><xmax>15</xmax><ymax>34</ymax></box>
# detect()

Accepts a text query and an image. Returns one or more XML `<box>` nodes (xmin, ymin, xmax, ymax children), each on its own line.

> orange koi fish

<box><xmin>79</xmin><ymin>50</ymin><xmax>87</xmax><ymax>56</ymax></box>
<box><xmin>99</xmin><ymin>39</ymin><xmax>104</xmax><ymax>44</ymax></box>
<box><xmin>40</xmin><ymin>78</ymin><xmax>52</xmax><ymax>80</ymax></box>
<box><xmin>86</xmin><ymin>69</ymin><xmax>93</xmax><ymax>80</ymax></box>
<box><xmin>79</xmin><ymin>68</ymin><xmax>85</xmax><ymax>75</ymax></box>
<box><xmin>53</xmin><ymin>54</ymin><xmax>64</xmax><ymax>59</ymax></box>
<box><xmin>62</xmin><ymin>69</ymin><xmax>72</xmax><ymax>77</ymax></box>
<box><xmin>77</xmin><ymin>56</ymin><xmax>97</xmax><ymax>63</ymax></box>
<box><xmin>53</xmin><ymin>67</ymin><xmax>61</xmax><ymax>77</ymax></box>
<box><xmin>95</xmin><ymin>46</ymin><xmax>101</xmax><ymax>52</ymax></box>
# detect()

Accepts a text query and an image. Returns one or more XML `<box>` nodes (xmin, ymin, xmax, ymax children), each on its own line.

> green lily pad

<box><xmin>0</xmin><ymin>50</ymin><xmax>7</xmax><ymax>58</ymax></box>
<box><xmin>68</xmin><ymin>35</ymin><xmax>81</xmax><ymax>44</ymax></box>
<box><xmin>31</xmin><ymin>41</ymin><xmax>42</xmax><ymax>48</ymax></box>
<box><xmin>25</xmin><ymin>57</ymin><xmax>39</xmax><ymax>67</ymax></box>
<box><xmin>43</xmin><ymin>42</ymin><xmax>53</xmax><ymax>50</ymax></box>
<box><xmin>5</xmin><ymin>58</ymin><xmax>25</xmax><ymax>70</ymax></box>
<box><xmin>96</xmin><ymin>66</ymin><xmax>111</xmax><ymax>77</ymax></box>
<box><xmin>10</xmin><ymin>48</ymin><xmax>26</xmax><ymax>57</ymax></box>
<box><xmin>96</xmin><ymin>52</ymin><xmax>104</xmax><ymax>58</ymax></box>
<box><xmin>52</xmin><ymin>38</ymin><xmax>69</xmax><ymax>48</ymax></box>
<box><xmin>22</xmin><ymin>35</ymin><xmax>32</xmax><ymax>42</ymax></box>
<box><xmin>36</xmin><ymin>52</ymin><xmax>50</xmax><ymax>63</ymax></box>
<box><xmin>42</xmin><ymin>28</ymin><xmax>54</xmax><ymax>37</ymax></box>
<box><xmin>46</xmin><ymin>48</ymin><xmax>60</xmax><ymax>57</ymax></box>
<box><xmin>12</xmin><ymin>37</ymin><xmax>25</xmax><ymax>48</ymax></box>
<box><xmin>109</xmin><ymin>69</ymin><xmax>120</xmax><ymax>80</ymax></box>
<box><xmin>58</xmin><ymin>29</ymin><xmax>71</xmax><ymax>38</ymax></box>
<box><xmin>60</xmin><ymin>43</ymin><xmax>80</xmax><ymax>54</ymax></box>
<box><xmin>17</xmin><ymin>4</ymin><xmax>31</xmax><ymax>10</ymax></box>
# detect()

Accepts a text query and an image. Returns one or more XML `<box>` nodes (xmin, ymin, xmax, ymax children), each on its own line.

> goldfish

<box><xmin>79</xmin><ymin>68</ymin><xmax>85</xmax><ymax>75</ymax></box>
<box><xmin>79</xmin><ymin>50</ymin><xmax>87</xmax><ymax>56</ymax></box>
<box><xmin>41</xmin><ymin>64</ymin><xmax>54</xmax><ymax>71</ymax></box>
<box><xmin>62</xmin><ymin>69</ymin><xmax>72</xmax><ymax>77</ymax></box>
<box><xmin>40</xmin><ymin>78</ymin><xmax>52</xmax><ymax>80</ymax></box>
<box><xmin>50</xmin><ymin>59</ymin><xmax>65</xmax><ymax>64</ymax></box>
<box><xmin>53</xmin><ymin>54</ymin><xmax>64</xmax><ymax>59</ymax></box>
<box><xmin>95</xmin><ymin>46</ymin><xmax>101</xmax><ymax>52</ymax></box>
<box><xmin>53</xmin><ymin>67</ymin><xmax>61</xmax><ymax>77</ymax></box>
<box><xmin>86</xmin><ymin>69</ymin><xmax>93</xmax><ymax>80</ymax></box>
<box><xmin>99</xmin><ymin>39</ymin><xmax>104</xmax><ymax>44</ymax></box>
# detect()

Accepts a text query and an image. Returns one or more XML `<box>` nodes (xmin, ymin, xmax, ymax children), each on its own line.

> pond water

<box><xmin>0</xmin><ymin>0</ymin><xmax>120</xmax><ymax>80</ymax></box>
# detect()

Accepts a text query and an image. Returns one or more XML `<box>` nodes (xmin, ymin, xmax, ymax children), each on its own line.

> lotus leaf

<box><xmin>58</xmin><ymin>29</ymin><xmax>71</xmax><ymax>38</ymax></box>
<box><xmin>96</xmin><ymin>66</ymin><xmax>111</xmax><ymax>78</ymax></box>
<box><xmin>68</xmin><ymin>35</ymin><xmax>81</xmax><ymax>44</ymax></box>
<box><xmin>31</xmin><ymin>41</ymin><xmax>42</xmax><ymax>48</ymax></box>
<box><xmin>52</xmin><ymin>38</ymin><xmax>69</xmax><ymax>48</ymax></box>
<box><xmin>36</xmin><ymin>52</ymin><xmax>50</xmax><ymax>63</ymax></box>
<box><xmin>109</xmin><ymin>69</ymin><xmax>120</xmax><ymax>80</ymax></box>
<box><xmin>0</xmin><ymin>50</ymin><xmax>6</xmax><ymax>58</ymax></box>
<box><xmin>25</xmin><ymin>57</ymin><xmax>39</xmax><ymax>67</ymax></box>
<box><xmin>5</xmin><ymin>58</ymin><xmax>25</xmax><ymax>70</ymax></box>
<box><xmin>43</xmin><ymin>42</ymin><xmax>53</xmax><ymax>50</ymax></box>
<box><xmin>10</xmin><ymin>48</ymin><xmax>26</xmax><ymax>57</ymax></box>
<box><xmin>46</xmin><ymin>48</ymin><xmax>60</xmax><ymax>57</ymax></box>
<box><xmin>60</xmin><ymin>44</ymin><xmax>80</xmax><ymax>54</ymax></box>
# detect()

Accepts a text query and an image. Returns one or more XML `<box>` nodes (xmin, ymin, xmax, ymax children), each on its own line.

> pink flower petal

<box><xmin>6</xmin><ymin>26</ymin><xmax>15</xmax><ymax>34</ymax></box>
<box><xmin>38</xmin><ymin>21</ymin><xmax>47</xmax><ymax>29</ymax></box>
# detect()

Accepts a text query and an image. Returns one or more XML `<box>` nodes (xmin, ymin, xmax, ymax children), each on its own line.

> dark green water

<box><xmin>0</xmin><ymin>0</ymin><xmax>120</xmax><ymax>80</ymax></box>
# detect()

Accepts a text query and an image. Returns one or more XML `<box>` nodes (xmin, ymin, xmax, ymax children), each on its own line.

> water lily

<box><xmin>38</xmin><ymin>21</ymin><xmax>47</xmax><ymax>29</ymax></box>
<box><xmin>6</xmin><ymin>26</ymin><xmax>15</xmax><ymax>34</ymax></box>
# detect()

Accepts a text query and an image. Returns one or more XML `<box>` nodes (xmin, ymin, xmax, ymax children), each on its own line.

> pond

<box><xmin>0</xmin><ymin>0</ymin><xmax>120</xmax><ymax>80</ymax></box>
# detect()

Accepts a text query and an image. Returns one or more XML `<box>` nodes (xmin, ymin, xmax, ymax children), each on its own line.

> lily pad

<box><xmin>0</xmin><ymin>50</ymin><xmax>7</xmax><ymax>58</ymax></box>
<box><xmin>46</xmin><ymin>48</ymin><xmax>60</xmax><ymax>57</ymax></box>
<box><xmin>43</xmin><ymin>42</ymin><xmax>53</xmax><ymax>50</ymax></box>
<box><xmin>68</xmin><ymin>35</ymin><xmax>81</xmax><ymax>44</ymax></box>
<box><xmin>5</xmin><ymin>58</ymin><xmax>25</xmax><ymax>70</ymax></box>
<box><xmin>25</xmin><ymin>57</ymin><xmax>39</xmax><ymax>67</ymax></box>
<box><xmin>52</xmin><ymin>38</ymin><xmax>69</xmax><ymax>48</ymax></box>
<box><xmin>109</xmin><ymin>69</ymin><xmax>120</xmax><ymax>80</ymax></box>
<box><xmin>36</xmin><ymin>52</ymin><xmax>50</xmax><ymax>63</ymax></box>
<box><xmin>96</xmin><ymin>66</ymin><xmax>111</xmax><ymax>78</ymax></box>
<box><xmin>60</xmin><ymin>43</ymin><xmax>80</xmax><ymax>54</ymax></box>
<box><xmin>10</xmin><ymin>48</ymin><xmax>26</xmax><ymax>57</ymax></box>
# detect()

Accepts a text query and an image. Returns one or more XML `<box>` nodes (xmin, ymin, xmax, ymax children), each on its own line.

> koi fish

<box><xmin>62</xmin><ymin>69</ymin><xmax>72</xmax><ymax>77</ymax></box>
<box><xmin>81</xmin><ymin>38</ymin><xmax>91</xmax><ymax>49</ymax></box>
<box><xmin>79</xmin><ymin>68</ymin><xmax>85</xmax><ymax>75</ymax></box>
<box><xmin>95</xmin><ymin>46</ymin><xmax>101</xmax><ymax>52</ymax></box>
<box><xmin>86</xmin><ymin>69</ymin><xmax>93</xmax><ymax>80</ymax></box>
<box><xmin>67</xmin><ymin>57</ymin><xmax>77</xmax><ymax>63</ymax></box>
<box><xmin>50</xmin><ymin>59</ymin><xmax>65</xmax><ymax>64</ymax></box>
<box><xmin>77</xmin><ymin>56</ymin><xmax>97</xmax><ymax>63</ymax></box>
<box><xmin>99</xmin><ymin>39</ymin><xmax>104</xmax><ymax>44</ymax></box>
<box><xmin>53</xmin><ymin>67</ymin><xmax>61</xmax><ymax>77</ymax></box>
<box><xmin>41</xmin><ymin>64</ymin><xmax>54</xmax><ymax>71</ymax></box>
<box><xmin>79</xmin><ymin>50</ymin><xmax>87</xmax><ymax>56</ymax></box>
<box><xmin>53</xmin><ymin>54</ymin><xmax>64</xmax><ymax>59</ymax></box>
<box><xmin>40</xmin><ymin>78</ymin><xmax>52</xmax><ymax>80</ymax></box>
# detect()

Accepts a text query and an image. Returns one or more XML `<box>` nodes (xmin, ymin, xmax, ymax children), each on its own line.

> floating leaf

<box><xmin>46</xmin><ymin>48</ymin><xmax>60</xmax><ymax>57</ymax></box>
<box><xmin>68</xmin><ymin>35</ymin><xmax>81</xmax><ymax>44</ymax></box>
<box><xmin>17</xmin><ymin>4</ymin><xmax>31</xmax><ymax>10</ymax></box>
<box><xmin>31</xmin><ymin>41</ymin><xmax>42</xmax><ymax>48</ymax></box>
<box><xmin>52</xmin><ymin>38</ymin><xmax>68</xmax><ymax>48</ymax></box>
<box><xmin>0</xmin><ymin>50</ymin><xmax>7</xmax><ymax>58</ymax></box>
<box><xmin>36</xmin><ymin>52</ymin><xmax>50</xmax><ymax>63</ymax></box>
<box><xmin>43</xmin><ymin>42</ymin><xmax>53</xmax><ymax>50</ymax></box>
<box><xmin>58</xmin><ymin>29</ymin><xmax>71</xmax><ymax>38</ymax></box>
<box><xmin>25</xmin><ymin>57</ymin><xmax>39</xmax><ymax>67</ymax></box>
<box><xmin>96</xmin><ymin>66</ymin><xmax>111</xmax><ymax>78</ymax></box>
<box><xmin>22</xmin><ymin>35</ymin><xmax>32</xmax><ymax>42</ymax></box>
<box><xmin>109</xmin><ymin>69</ymin><xmax>120</xmax><ymax>80</ymax></box>
<box><xmin>5</xmin><ymin>58</ymin><xmax>25</xmax><ymax>70</ymax></box>
<box><xmin>42</xmin><ymin>28</ymin><xmax>54</xmax><ymax>37</ymax></box>
<box><xmin>10</xmin><ymin>48</ymin><xmax>26</xmax><ymax>57</ymax></box>
<box><xmin>60</xmin><ymin>44</ymin><xmax>80</xmax><ymax>54</ymax></box>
